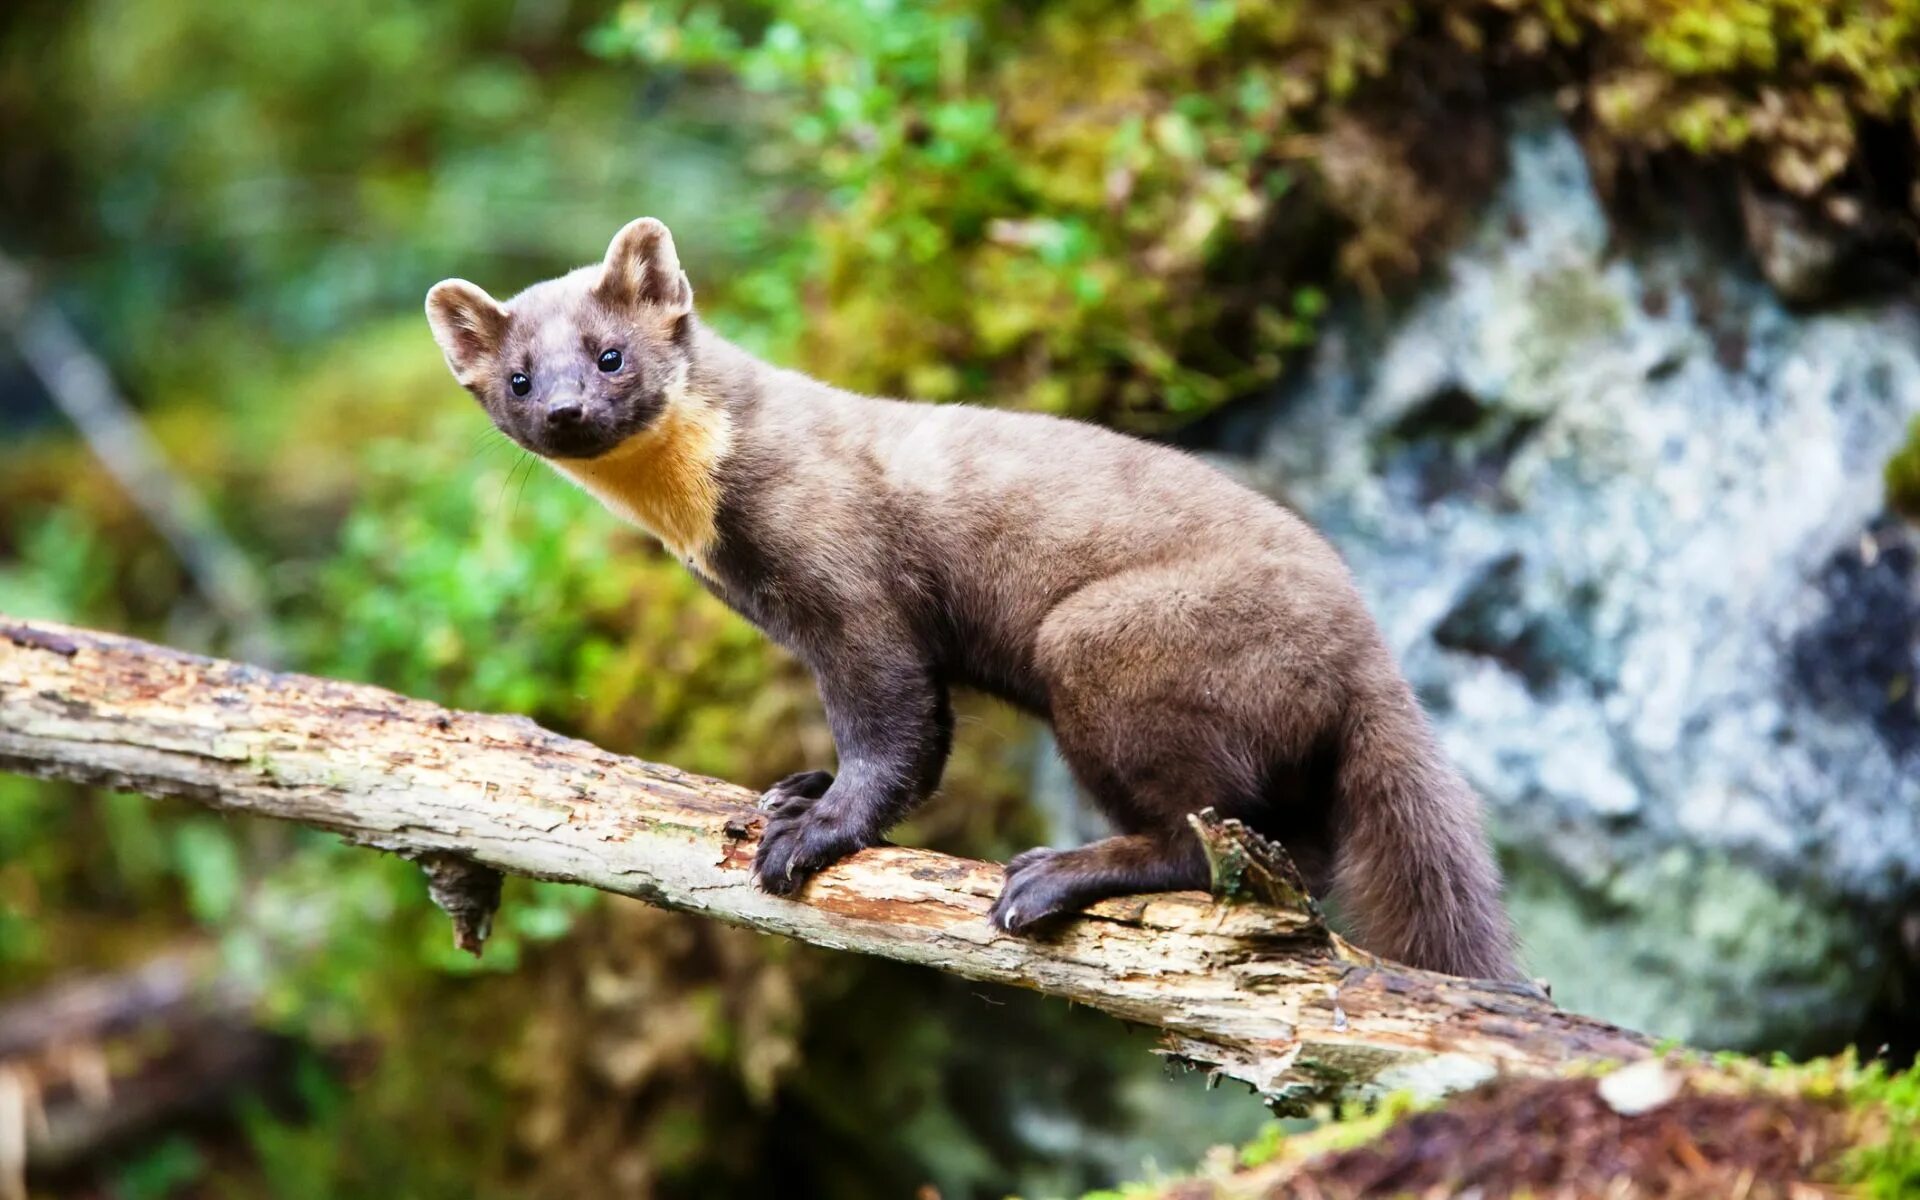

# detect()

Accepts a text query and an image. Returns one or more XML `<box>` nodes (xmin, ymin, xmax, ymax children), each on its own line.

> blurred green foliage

<box><xmin>591</xmin><ymin>0</ymin><xmax>1920</xmax><ymax>430</ymax></box>
<box><xmin>0</xmin><ymin>0</ymin><xmax>785</xmax><ymax>371</ymax></box>
<box><xmin>598</xmin><ymin>0</ymin><xmax>1370</xmax><ymax>428</ymax></box>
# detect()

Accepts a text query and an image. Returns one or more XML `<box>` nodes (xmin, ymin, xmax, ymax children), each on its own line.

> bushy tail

<box><xmin>1331</xmin><ymin>677</ymin><xmax>1519</xmax><ymax>980</ymax></box>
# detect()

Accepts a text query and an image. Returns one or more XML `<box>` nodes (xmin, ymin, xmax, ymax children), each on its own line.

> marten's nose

<box><xmin>546</xmin><ymin>401</ymin><xmax>584</xmax><ymax>426</ymax></box>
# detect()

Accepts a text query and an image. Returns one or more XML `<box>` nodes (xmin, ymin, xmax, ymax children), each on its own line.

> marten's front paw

<box><xmin>754</xmin><ymin>772</ymin><xmax>864</xmax><ymax>896</ymax></box>
<box><xmin>988</xmin><ymin>847</ymin><xmax>1077</xmax><ymax>934</ymax></box>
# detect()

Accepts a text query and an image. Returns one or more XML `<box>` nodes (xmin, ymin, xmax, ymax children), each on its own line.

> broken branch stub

<box><xmin>417</xmin><ymin>854</ymin><xmax>505</xmax><ymax>956</ymax></box>
<box><xmin>1190</xmin><ymin>808</ymin><xmax>1324</xmax><ymax>921</ymax></box>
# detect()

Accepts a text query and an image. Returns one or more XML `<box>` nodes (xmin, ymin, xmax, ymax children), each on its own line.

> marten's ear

<box><xmin>594</xmin><ymin>217</ymin><xmax>694</xmax><ymax>315</ymax></box>
<box><xmin>425</xmin><ymin>279</ymin><xmax>509</xmax><ymax>384</ymax></box>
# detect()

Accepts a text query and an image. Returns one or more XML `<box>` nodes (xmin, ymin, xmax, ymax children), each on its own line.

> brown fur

<box><xmin>426</xmin><ymin>219</ymin><xmax>1520</xmax><ymax>980</ymax></box>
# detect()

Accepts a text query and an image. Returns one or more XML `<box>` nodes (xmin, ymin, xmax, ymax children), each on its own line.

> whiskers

<box><xmin>505</xmin><ymin>449</ymin><xmax>540</xmax><ymax>521</ymax></box>
<box><xmin>467</xmin><ymin>425</ymin><xmax>543</xmax><ymax>523</ymax></box>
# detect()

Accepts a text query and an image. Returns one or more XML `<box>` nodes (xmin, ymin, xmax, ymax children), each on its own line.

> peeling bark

<box><xmin>0</xmin><ymin>616</ymin><xmax>1651</xmax><ymax>1104</ymax></box>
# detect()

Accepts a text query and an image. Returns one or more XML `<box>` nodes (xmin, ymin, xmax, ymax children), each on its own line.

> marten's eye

<box><xmin>597</xmin><ymin>349</ymin><xmax>623</xmax><ymax>373</ymax></box>
<box><xmin>509</xmin><ymin>372</ymin><xmax>531</xmax><ymax>397</ymax></box>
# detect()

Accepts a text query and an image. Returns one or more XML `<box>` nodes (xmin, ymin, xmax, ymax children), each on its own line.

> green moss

<box><xmin>1501</xmin><ymin>844</ymin><xmax>1875</xmax><ymax>1052</ymax></box>
<box><xmin>1527</xmin><ymin>265</ymin><xmax>1629</xmax><ymax>355</ymax></box>
<box><xmin>1073</xmin><ymin>1053</ymin><xmax>1920</xmax><ymax>1200</ymax></box>
<box><xmin>1838</xmin><ymin>1057</ymin><xmax>1920</xmax><ymax>1198</ymax></box>
<box><xmin>1676</xmin><ymin>1051</ymin><xmax>1920</xmax><ymax>1198</ymax></box>
<box><xmin>1235</xmin><ymin>1122</ymin><xmax>1287</xmax><ymax>1169</ymax></box>
<box><xmin>1062</xmin><ymin>1090</ymin><xmax>1424</xmax><ymax>1199</ymax></box>
<box><xmin>592</xmin><ymin>0</ymin><xmax>1920</xmax><ymax>432</ymax></box>
<box><xmin>1886</xmin><ymin>415</ymin><xmax>1920</xmax><ymax>520</ymax></box>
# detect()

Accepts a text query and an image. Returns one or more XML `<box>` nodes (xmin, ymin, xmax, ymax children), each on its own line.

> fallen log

<box><xmin>0</xmin><ymin>950</ymin><xmax>239</xmax><ymax>1064</ymax></box>
<box><xmin>0</xmin><ymin>615</ymin><xmax>1650</xmax><ymax>1105</ymax></box>
<box><xmin>0</xmin><ymin>949</ymin><xmax>285</xmax><ymax>1193</ymax></box>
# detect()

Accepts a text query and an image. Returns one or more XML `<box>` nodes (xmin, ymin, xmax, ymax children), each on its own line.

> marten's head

<box><xmin>425</xmin><ymin>217</ymin><xmax>696</xmax><ymax>461</ymax></box>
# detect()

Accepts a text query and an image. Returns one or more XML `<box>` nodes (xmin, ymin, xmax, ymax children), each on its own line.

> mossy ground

<box><xmin>1074</xmin><ymin>1052</ymin><xmax>1919</xmax><ymax>1200</ymax></box>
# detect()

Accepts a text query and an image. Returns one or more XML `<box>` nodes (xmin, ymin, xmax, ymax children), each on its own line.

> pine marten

<box><xmin>425</xmin><ymin>218</ymin><xmax>1519</xmax><ymax>979</ymax></box>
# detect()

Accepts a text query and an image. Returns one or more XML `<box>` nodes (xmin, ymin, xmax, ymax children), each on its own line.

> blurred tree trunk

<box><xmin>0</xmin><ymin>257</ymin><xmax>278</xmax><ymax>663</ymax></box>
<box><xmin>0</xmin><ymin>950</ymin><xmax>286</xmax><ymax>1193</ymax></box>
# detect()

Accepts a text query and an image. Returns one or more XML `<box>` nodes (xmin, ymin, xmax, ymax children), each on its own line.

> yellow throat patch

<box><xmin>549</xmin><ymin>390</ymin><xmax>731</xmax><ymax>569</ymax></box>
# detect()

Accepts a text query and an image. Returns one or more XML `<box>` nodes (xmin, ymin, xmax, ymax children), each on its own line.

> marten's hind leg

<box><xmin>990</xmin><ymin>559</ymin><xmax>1345</xmax><ymax>935</ymax></box>
<box><xmin>988</xmin><ymin>833</ymin><xmax>1206</xmax><ymax>933</ymax></box>
<box><xmin>989</xmin><ymin>703</ymin><xmax>1234</xmax><ymax>933</ymax></box>
<box><xmin>986</xmin><ymin>694</ymin><xmax>1245</xmax><ymax>933</ymax></box>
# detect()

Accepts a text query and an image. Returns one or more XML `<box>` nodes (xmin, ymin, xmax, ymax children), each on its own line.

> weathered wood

<box><xmin>0</xmin><ymin>615</ymin><xmax>1650</xmax><ymax>1104</ymax></box>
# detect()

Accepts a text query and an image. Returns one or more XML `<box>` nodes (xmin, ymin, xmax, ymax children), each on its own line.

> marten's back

<box><xmin>716</xmin><ymin>379</ymin><xmax>1357</xmax><ymax>701</ymax></box>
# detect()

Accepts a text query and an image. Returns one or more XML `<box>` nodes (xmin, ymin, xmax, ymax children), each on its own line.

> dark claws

<box><xmin>988</xmin><ymin>846</ymin><xmax>1075</xmax><ymax>935</ymax></box>
<box><xmin>753</xmin><ymin>769</ymin><xmax>862</xmax><ymax>895</ymax></box>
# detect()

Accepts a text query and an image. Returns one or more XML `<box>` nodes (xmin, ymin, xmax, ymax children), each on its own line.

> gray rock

<box><xmin>1192</xmin><ymin>110</ymin><xmax>1920</xmax><ymax>1050</ymax></box>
